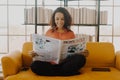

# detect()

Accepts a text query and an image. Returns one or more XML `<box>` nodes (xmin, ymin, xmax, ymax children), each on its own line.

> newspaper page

<box><xmin>32</xmin><ymin>34</ymin><xmax>62</xmax><ymax>64</ymax></box>
<box><xmin>59</xmin><ymin>36</ymin><xmax>87</xmax><ymax>61</ymax></box>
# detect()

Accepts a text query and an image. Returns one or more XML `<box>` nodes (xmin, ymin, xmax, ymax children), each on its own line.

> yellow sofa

<box><xmin>1</xmin><ymin>42</ymin><xmax>120</xmax><ymax>80</ymax></box>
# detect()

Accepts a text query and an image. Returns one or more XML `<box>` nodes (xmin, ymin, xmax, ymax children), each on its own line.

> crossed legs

<box><xmin>30</xmin><ymin>54</ymin><xmax>86</xmax><ymax>76</ymax></box>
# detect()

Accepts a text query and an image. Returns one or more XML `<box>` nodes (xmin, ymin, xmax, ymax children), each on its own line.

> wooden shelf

<box><xmin>24</xmin><ymin>23</ymin><xmax>111</xmax><ymax>26</ymax></box>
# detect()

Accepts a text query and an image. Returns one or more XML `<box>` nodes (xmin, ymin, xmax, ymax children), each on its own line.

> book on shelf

<box><xmin>24</xmin><ymin>7</ymin><xmax>53</xmax><ymax>24</ymax></box>
<box><xmin>24</xmin><ymin>7</ymin><xmax>108</xmax><ymax>25</ymax></box>
<box><xmin>32</xmin><ymin>34</ymin><xmax>88</xmax><ymax>64</ymax></box>
<box><xmin>100</xmin><ymin>11</ymin><xmax>108</xmax><ymax>25</ymax></box>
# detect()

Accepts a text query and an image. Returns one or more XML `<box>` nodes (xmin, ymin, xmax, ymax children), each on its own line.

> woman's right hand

<box><xmin>29</xmin><ymin>50</ymin><xmax>38</xmax><ymax>57</ymax></box>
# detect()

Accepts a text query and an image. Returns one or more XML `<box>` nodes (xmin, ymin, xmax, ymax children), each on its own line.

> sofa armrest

<box><xmin>1</xmin><ymin>51</ymin><xmax>23</xmax><ymax>78</ymax></box>
<box><xmin>115</xmin><ymin>51</ymin><xmax>120</xmax><ymax>70</ymax></box>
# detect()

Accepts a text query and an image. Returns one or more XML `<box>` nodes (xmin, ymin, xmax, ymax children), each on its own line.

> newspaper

<box><xmin>32</xmin><ymin>34</ymin><xmax>87</xmax><ymax>64</ymax></box>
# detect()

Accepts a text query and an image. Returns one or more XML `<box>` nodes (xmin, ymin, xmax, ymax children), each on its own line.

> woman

<box><xmin>30</xmin><ymin>7</ymin><xmax>89</xmax><ymax>76</ymax></box>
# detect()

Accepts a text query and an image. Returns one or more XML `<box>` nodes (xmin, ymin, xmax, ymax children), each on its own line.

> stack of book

<box><xmin>24</xmin><ymin>7</ymin><xmax>108</xmax><ymax>25</ymax></box>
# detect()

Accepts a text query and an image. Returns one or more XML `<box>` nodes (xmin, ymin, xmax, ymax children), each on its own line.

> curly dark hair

<box><xmin>50</xmin><ymin>7</ymin><xmax>72</xmax><ymax>32</ymax></box>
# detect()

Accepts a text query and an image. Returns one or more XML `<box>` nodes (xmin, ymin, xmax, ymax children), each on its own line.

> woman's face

<box><xmin>55</xmin><ymin>12</ymin><xmax>65</xmax><ymax>29</ymax></box>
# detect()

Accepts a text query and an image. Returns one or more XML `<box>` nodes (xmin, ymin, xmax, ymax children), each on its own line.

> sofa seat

<box><xmin>6</xmin><ymin>67</ymin><xmax>120</xmax><ymax>80</ymax></box>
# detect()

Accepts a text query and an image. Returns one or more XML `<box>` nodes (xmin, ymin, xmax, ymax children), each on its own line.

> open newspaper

<box><xmin>32</xmin><ymin>34</ymin><xmax>87</xmax><ymax>64</ymax></box>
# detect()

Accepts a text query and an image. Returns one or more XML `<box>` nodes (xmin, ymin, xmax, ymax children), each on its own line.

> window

<box><xmin>0</xmin><ymin>0</ymin><xmax>120</xmax><ymax>54</ymax></box>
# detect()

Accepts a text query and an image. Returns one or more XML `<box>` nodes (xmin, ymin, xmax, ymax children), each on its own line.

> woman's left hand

<box><xmin>81</xmin><ymin>49</ymin><xmax>89</xmax><ymax>57</ymax></box>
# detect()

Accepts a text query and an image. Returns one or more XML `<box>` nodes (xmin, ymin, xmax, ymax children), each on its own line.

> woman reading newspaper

<box><xmin>30</xmin><ymin>7</ymin><xmax>89</xmax><ymax>76</ymax></box>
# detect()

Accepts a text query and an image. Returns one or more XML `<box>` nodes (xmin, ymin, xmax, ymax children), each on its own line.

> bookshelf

<box><xmin>24</xmin><ymin>0</ymin><xmax>108</xmax><ymax>42</ymax></box>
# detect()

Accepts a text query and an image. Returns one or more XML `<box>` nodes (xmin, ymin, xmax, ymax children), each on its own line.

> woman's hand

<box><xmin>81</xmin><ymin>49</ymin><xmax>89</xmax><ymax>57</ymax></box>
<box><xmin>29</xmin><ymin>50</ymin><xmax>38</xmax><ymax>57</ymax></box>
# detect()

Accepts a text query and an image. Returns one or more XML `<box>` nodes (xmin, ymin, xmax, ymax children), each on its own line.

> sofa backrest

<box><xmin>22</xmin><ymin>42</ymin><xmax>33</xmax><ymax>67</ymax></box>
<box><xmin>22</xmin><ymin>42</ymin><xmax>115</xmax><ymax>68</ymax></box>
<box><xmin>85</xmin><ymin>42</ymin><xmax>115</xmax><ymax>67</ymax></box>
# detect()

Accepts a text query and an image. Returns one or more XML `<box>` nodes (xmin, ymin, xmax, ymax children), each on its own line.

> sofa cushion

<box><xmin>6</xmin><ymin>67</ymin><xmax>120</xmax><ymax>80</ymax></box>
<box><xmin>85</xmin><ymin>42</ymin><xmax>115</xmax><ymax>67</ymax></box>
